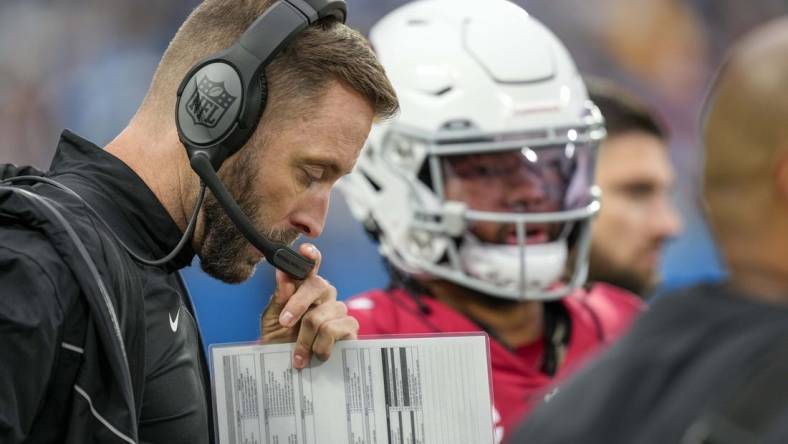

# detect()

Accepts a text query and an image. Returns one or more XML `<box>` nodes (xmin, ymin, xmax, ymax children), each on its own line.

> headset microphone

<box><xmin>190</xmin><ymin>153</ymin><xmax>314</xmax><ymax>280</ymax></box>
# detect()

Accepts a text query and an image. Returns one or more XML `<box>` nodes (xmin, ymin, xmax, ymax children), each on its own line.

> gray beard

<box><xmin>197</xmin><ymin>152</ymin><xmax>299</xmax><ymax>284</ymax></box>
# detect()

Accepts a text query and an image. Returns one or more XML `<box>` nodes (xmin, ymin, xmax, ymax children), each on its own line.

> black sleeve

<box><xmin>0</xmin><ymin>245</ymin><xmax>65</xmax><ymax>443</ymax></box>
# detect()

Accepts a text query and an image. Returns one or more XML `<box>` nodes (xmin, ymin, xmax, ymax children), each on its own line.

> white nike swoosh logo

<box><xmin>169</xmin><ymin>307</ymin><xmax>180</xmax><ymax>333</ymax></box>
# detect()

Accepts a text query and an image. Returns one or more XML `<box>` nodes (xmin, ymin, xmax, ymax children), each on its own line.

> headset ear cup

<box><xmin>219</xmin><ymin>72</ymin><xmax>268</xmax><ymax>162</ymax></box>
<box><xmin>253</xmin><ymin>72</ymin><xmax>269</xmax><ymax>139</ymax></box>
<box><xmin>243</xmin><ymin>72</ymin><xmax>268</xmax><ymax>140</ymax></box>
<box><xmin>258</xmin><ymin>72</ymin><xmax>268</xmax><ymax>117</ymax></box>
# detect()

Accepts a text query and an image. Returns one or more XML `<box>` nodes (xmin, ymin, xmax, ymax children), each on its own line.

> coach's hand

<box><xmin>260</xmin><ymin>243</ymin><xmax>359</xmax><ymax>369</ymax></box>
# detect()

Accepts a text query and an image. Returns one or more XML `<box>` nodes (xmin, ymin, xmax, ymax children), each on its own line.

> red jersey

<box><xmin>346</xmin><ymin>283</ymin><xmax>643</xmax><ymax>443</ymax></box>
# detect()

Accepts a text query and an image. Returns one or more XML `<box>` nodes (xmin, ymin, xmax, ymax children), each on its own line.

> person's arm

<box><xmin>0</xmin><ymin>246</ymin><xmax>64</xmax><ymax>443</ymax></box>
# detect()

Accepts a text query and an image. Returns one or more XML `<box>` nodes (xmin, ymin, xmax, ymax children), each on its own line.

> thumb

<box><xmin>265</xmin><ymin>269</ymin><xmax>297</xmax><ymax>326</ymax></box>
<box><xmin>258</xmin><ymin>270</ymin><xmax>297</xmax><ymax>342</ymax></box>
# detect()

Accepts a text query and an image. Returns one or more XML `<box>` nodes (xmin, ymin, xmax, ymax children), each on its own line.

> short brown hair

<box><xmin>585</xmin><ymin>76</ymin><xmax>667</xmax><ymax>141</ymax></box>
<box><xmin>140</xmin><ymin>0</ymin><xmax>398</xmax><ymax>125</ymax></box>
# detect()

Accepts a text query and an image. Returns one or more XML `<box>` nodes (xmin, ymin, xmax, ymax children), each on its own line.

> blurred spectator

<box><xmin>0</xmin><ymin>3</ymin><xmax>66</xmax><ymax>167</ymax></box>
<box><xmin>512</xmin><ymin>17</ymin><xmax>788</xmax><ymax>443</ymax></box>
<box><xmin>0</xmin><ymin>1</ymin><xmax>191</xmax><ymax>165</ymax></box>
<box><xmin>583</xmin><ymin>78</ymin><xmax>683</xmax><ymax>298</ymax></box>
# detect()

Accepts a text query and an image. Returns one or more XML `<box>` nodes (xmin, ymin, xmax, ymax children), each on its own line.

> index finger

<box><xmin>279</xmin><ymin>274</ymin><xmax>338</xmax><ymax>328</ymax></box>
<box><xmin>276</xmin><ymin>242</ymin><xmax>321</xmax><ymax>304</ymax></box>
<box><xmin>277</xmin><ymin>244</ymin><xmax>323</xmax><ymax>327</ymax></box>
<box><xmin>298</xmin><ymin>243</ymin><xmax>322</xmax><ymax>279</ymax></box>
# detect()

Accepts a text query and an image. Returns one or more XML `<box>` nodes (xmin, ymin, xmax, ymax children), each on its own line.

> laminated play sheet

<box><xmin>211</xmin><ymin>334</ymin><xmax>494</xmax><ymax>444</ymax></box>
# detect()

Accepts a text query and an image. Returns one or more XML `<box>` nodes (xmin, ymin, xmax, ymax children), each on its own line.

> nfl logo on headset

<box><xmin>186</xmin><ymin>76</ymin><xmax>237</xmax><ymax>128</ymax></box>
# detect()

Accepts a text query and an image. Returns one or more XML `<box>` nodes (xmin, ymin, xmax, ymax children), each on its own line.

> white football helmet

<box><xmin>339</xmin><ymin>0</ymin><xmax>604</xmax><ymax>301</ymax></box>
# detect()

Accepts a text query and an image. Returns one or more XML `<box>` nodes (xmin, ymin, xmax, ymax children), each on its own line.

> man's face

<box><xmin>589</xmin><ymin>132</ymin><xmax>682</xmax><ymax>295</ymax></box>
<box><xmin>441</xmin><ymin>145</ymin><xmax>589</xmax><ymax>244</ymax></box>
<box><xmin>198</xmin><ymin>81</ymin><xmax>374</xmax><ymax>283</ymax></box>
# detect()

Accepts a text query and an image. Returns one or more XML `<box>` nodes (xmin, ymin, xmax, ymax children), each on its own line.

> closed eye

<box><xmin>299</xmin><ymin>165</ymin><xmax>327</xmax><ymax>188</ymax></box>
<box><xmin>304</xmin><ymin>165</ymin><xmax>326</xmax><ymax>181</ymax></box>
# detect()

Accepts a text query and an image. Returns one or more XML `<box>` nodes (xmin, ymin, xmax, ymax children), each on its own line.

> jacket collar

<box><xmin>49</xmin><ymin>130</ymin><xmax>195</xmax><ymax>271</ymax></box>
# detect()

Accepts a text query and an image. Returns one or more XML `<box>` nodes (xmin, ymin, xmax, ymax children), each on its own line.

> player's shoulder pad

<box><xmin>345</xmin><ymin>288</ymin><xmax>407</xmax><ymax>335</ymax></box>
<box><xmin>346</xmin><ymin>288</ymin><xmax>392</xmax><ymax>311</ymax></box>
<box><xmin>569</xmin><ymin>282</ymin><xmax>645</xmax><ymax>341</ymax></box>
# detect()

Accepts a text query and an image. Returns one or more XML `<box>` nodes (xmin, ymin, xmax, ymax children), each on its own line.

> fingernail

<box><xmin>308</xmin><ymin>245</ymin><xmax>317</xmax><ymax>255</ymax></box>
<box><xmin>293</xmin><ymin>353</ymin><xmax>304</xmax><ymax>369</ymax></box>
<box><xmin>280</xmin><ymin>311</ymin><xmax>294</xmax><ymax>327</ymax></box>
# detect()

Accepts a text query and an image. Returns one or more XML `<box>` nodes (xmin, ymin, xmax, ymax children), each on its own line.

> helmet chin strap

<box><xmin>458</xmin><ymin>233</ymin><xmax>568</xmax><ymax>299</ymax></box>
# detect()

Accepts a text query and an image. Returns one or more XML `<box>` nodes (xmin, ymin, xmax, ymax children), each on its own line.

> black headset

<box><xmin>176</xmin><ymin>0</ymin><xmax>347</xmax><ymax>280</ymax></box>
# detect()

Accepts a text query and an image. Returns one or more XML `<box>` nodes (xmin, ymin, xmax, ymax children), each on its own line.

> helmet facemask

<box><xmin>374</xmin><ymin>117</ymin><xmax>603</xmax><ymax>301</ymax></box>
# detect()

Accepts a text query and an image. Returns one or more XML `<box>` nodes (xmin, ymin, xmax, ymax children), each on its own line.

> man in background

<box><xmin>584</xmin><ymin>79</ymin><xmax>682</xmax><ymax>297</ymax></box>
<box><xmin>512</xmin><ymin>17</ymin><xmax>788</xmax><ymax>443</ymax></box>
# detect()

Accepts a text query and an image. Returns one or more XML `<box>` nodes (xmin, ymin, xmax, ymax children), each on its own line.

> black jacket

<box><xmin>511</xmin><ymin>283</ymin><xmax>788</xmax><ymax>444</ymax></box>
<box><xmin>0</xmin><ymin>131</ymin><xmax>213</xmax><ymax>443</ymax></box>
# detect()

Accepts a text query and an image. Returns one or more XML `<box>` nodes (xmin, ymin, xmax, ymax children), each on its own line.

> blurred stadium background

<box><xmin>1</xmin><ymin>0</ymin><xmax>784</xmax><ymax>351</ymax></box>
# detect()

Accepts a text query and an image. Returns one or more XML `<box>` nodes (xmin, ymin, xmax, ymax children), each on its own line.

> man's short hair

<box><xmin>140</xmin><ymin>0</ymin><xmax>398</xmax><ymax>126</ymax></box>
<box><xmin>585</xmin><ymin>77</ymin><xmax>667</xmax><ymax>141</ymax></box>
